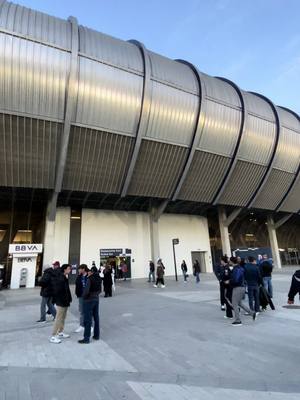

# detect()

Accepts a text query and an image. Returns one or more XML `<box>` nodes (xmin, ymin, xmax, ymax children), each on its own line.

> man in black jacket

<box><xmin>288</xmin><ymin>270</ymin><xmax>300</xmax><ymax>304</ymax></box>
<box><xmin>74</xmin><ymin>264</ymin><xmax>89</xmax><ymax>333</ymax></box>
<box><xmin>37</xmin><ymin>261</ymin><xmax>60</xmax><ymax>322</ymax></box>
<box><xmin>78</xmin><ymin>266</ymin><xmax>101</xmax><ymax>344</ymax></box>
<box><xmin>244</xmin><ymin>256</ymin><xmax>262</xmax><ymax>314</ymax></box>
<box><xmin>214</xmin><ymin>256</ymin><xmax>228</xmax><ymax>310</ymax></box>
<box><xmin>50</xmin><ymin>264</ymin><xmax>72</xmax><ymax>344</ymax></box>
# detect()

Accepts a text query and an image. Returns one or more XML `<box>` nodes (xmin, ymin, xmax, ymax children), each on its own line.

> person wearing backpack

<box><xmin>259</xmin><ymin>254</ymin><xmax>273</xmax><ymax>298</ymax></box>
<box><xmin>229</xmin><ymin>257</ymin><xmax>256</xmax><ymax>326</ymax></box>
<box><xmin>37</xmin><ymin>261</ymin><xmax>60</xmax><ymax>323</ymax></box>
<box><xmin>244</xmin><ymin>256</ymin><xmax>262</xmax><ymax>314</ymax></box>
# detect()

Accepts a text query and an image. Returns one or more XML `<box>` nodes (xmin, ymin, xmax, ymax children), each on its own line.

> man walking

<box><xmin>50</xmin><ymin>264</ymin><xmax>72</xmax><ymax>343</ymax></box>
<box><xmin>37</xmin><ymin>261</ymin><xmax>60</xmax><ymax>323</ymax></box>
<box><xmin>244</xmin><ymin>256</ymin><xmax>262</xmax><ymax>314</ymax></box>
<box><xmin>74</xmin><ymin>264</ymin><xmax>89</xmax><ymax>333</ymax></box>
<box><xmin>260</xmin><ymin>254</ymin><xmax>273</xmax><ymax>299</ymax></box>
<box><xmin>193</xmin><ymin>259</ymin><xmax>201</xmax><ymax>283</ymax></box>
<box><xmin>78</xmin><ymin>266</ymin><xmax>101</xmax><ymax>344</ymax></box>
<box><xmin>230</xmin><ymin>257</ymin><xmax>256</xmax><ymax>326</ymax></box>
<box><xmin>148</xmin><ymin>260</ymin><xmax>155</xmax><ymax>283</ymax></box>
<box><xmin>214</xmin><ymin>256</ymin><xmax>228</xmax><ymax>310</ymax></box>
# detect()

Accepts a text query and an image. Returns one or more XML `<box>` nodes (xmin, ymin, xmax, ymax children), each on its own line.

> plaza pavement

<box><xmin>0</xmin><ymin>267</ymin><xmax>300</xmax><ymax>399</ymax></box>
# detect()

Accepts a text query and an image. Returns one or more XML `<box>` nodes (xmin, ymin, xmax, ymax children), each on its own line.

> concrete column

<box><xmin>218</xmin><ymin>207</ymin><xmax>231</xmax><ymax>257</ymax></box>
<box><xmin>149</xmin><ymin>213</ymin><xmax>160</xmax><ymax>263</ymax></box>
<box><xmin>43</xmin><ymin>218</ymin><xmax>56</xmax><ymax>269</ymax></box>
<box><xmin>267</xmin><ymin>216</ymin><xmax>282</xmax><ymax>269</ymax></box>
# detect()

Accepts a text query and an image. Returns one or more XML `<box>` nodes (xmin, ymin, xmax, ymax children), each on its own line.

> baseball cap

<box><xmin>52</xmin><ymin>261</ymin><xmax>60</xmax><ymax>267</ymax></box>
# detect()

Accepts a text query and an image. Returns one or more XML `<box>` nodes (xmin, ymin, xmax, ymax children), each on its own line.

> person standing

<box><xmin>121</xmin><ymin>260</ymin><xmax>128</xmax><ymax>281</ymax></box>
<box><xmin>74</xmin><ymin>264</ymin><xmax>89</xmax><ymax>333</ymax></box>
<box><xmin>181</xmin><ymin>260</ymin><xmax>188</xmax><ymax>283</ymax></box>
<box><xmin>148</xmin><ymin>260</ymin><xmax>155</xmax><ymax>283</ymax></box>
<box><xmin>154</xmin><ymin>259</ymin><xmax>165</xmax><ymax>288</ymax></box>
<box><xmin>220</xmin><ymin>259</ymin><xmax>233</xmax><ymax>319</ymax></box>
<box><xmin>287</xmin><ymin>269</ymin><xmax>300</xmax><ymax>304</ymax></box>
<box><xmin>244</xmin><ymin>256</ymin><xmax>262</xmax><ymax>314</ymax></box>
<box><xmin>260</xmin><ymin>254</ymin><xmax>273</xmax><ymax>299</ymax></box>
<box><xmin>103</xmin><ymin>264</ymin><xmax>113</xmax><ymax>297</ymax></box>
<box><xmin>214</xmin><ymin>256</ymin><xmax>228</xmax><ymax>310</ymax></box>
<box><xmin>229</xmin><ymin>257</ymin><xmax>256</xmax><ymax>326</ymax></box>
<box><xmin>37</xmin><ymin>261</ymin><xmax>60</xmax><ymax>323</ymax></box>
<box><xmin>50</xmin><ymin>264</ymin><xmax>72</xmax><ymax>343</ymax></box>
<box><xmin>193</xmin><ymin>259</ymin><xmax>201</xmax><ymax>283</ymax></box>
<box><xmin>78</xmin><ymin>266</ymin><xmax>101</xmax><ymax>344</ymax></box>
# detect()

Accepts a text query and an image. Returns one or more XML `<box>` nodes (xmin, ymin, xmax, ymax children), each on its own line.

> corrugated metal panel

<box><xmin>243</xmin><ymin>91</ymin><xmax>275</xmax><ymax>120</ymax></box>
<box><xmin>218</xmin><ymin>160</ymin><xmax>266</xmax><ymax>206</ymax></box>
<box><xmin>79</xmin><ymin>26</ymin><xmax>143</xmax><ymax>73</ymax></box>
<box><xmin>0</xmin><ymin>1</ymin><xmax>71</xmax><ymax>49</ymax></box>
<box><xmin>252</xmin><ymin>169</ymin><xmax>295</xmax><ymax>210</ymax></box>
<box><xmin>0</xmin><ymin>33</ymin><xmax>70</xmax><ymax>120</ymax></box>
<box><xmin>277</xmin><ymin>107</ymin><xmax>300</xmax><ymax>132</ymax></box>
<box><xmin>146</xmin><ymin>81</ymin><xmax>198</xmax><ymax>146</ymax></box>
<box><xmin>201</xmin><ymin>74</ymin><xmax>241</xmax><ymax>106</ymax></box>
<box><xmin>76</xmin><ymin>57</ymin><xmax>143</xmax><ymax>135</ymax></box>
<box><xmin>63</xmin><ymin>126</ymin><xmax>134</xmax><ymax>193</ymax></box>
<box><xmin>178</xmin><ymin>151</ymin><xmax>231</xmax><ymax>202</ymax></box>
<box><xmin>148</xmin><ymin>51</ymin><xmax>198</xmax><ymax>94</ymax></box>
<box><xmin>197</xmin><ymin>100</ymin><xmax>241</xmax><ymax>156</ymax></box>
<box><xmin>0</xmin><ymin>113</ymin><xmax>61</xmax><ymax>188</ymax></box>
<box><xmin>278</xmin><ymin>176</ymin><xmax>300</xmax><ymax>213</ymax></box>
<box><xmin>237</xmin><ymin>114</ymin><xmax>276</xmax><ymax>165</ymax></box>
<box><xmin>272</xmin><ymin>128</ymin><xmax>300</xmax><ymax>172</ymax></box>
<box><xmin>128</xmin><ymin>140</ymin><xmax>187</xmax><ymax>198</ymax></box>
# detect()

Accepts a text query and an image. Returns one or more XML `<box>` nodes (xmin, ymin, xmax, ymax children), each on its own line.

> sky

<box><xmin>15</xmin><ymin>0</ymin><xmax>300</xmax><ymax>114</ymax></box>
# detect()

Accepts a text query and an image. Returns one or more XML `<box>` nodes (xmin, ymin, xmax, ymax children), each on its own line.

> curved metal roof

<box><xmin>0</xmin><ymin>0</ymin><xmax>299</xmax><ymax>213</ymax></box>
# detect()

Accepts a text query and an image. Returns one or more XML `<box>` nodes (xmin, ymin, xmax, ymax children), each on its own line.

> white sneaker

<box><xmin>74</xmin><ymin>326</ymin><xmax>84</xmax><ymax>333</ymax></box>
<box><xmin>58</xmin><ymin>332</ymin><xmax>70</xmax><ymax>339</ymax></box>
<box><xmin>49</xmin><ymin>336</ymin><xmax>61</xmax><ymax>344</ymax></box>
<box><xmin>153</xmin><ymin>284</ymin><xmax>157</xmax><ymax>288</ymax></box>
<box><xmin>161</xmin><ymin>285</ymin><xmax>165</xmax><ymax>288</ymax></box>
<box><xmin>91</xmin><ymin>327</ymin><xmax>94</xmax><ymax>333</ymax></box>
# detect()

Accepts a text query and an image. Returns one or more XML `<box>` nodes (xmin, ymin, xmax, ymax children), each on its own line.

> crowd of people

<box><xmin>37</xmin><ymin>261</ymin><xmax>114</xmax><ymax>344</ymax></box>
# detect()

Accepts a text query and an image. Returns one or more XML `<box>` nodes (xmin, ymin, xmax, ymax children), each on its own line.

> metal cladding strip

<box><xmin>246</xmin><ymin>93</ymin><xmax>281</xmax><ymax>208</ymax></box>
<box><xmin>212</xmin><ymin>78</ymin><xmax>246</xmax><ymax>205</ymax></box>
<box><xmin>121</xmin><ymin>40</ymin><xmax>152</xmax><ymax>197</ymax></box>
<box><xmin>48</xmin><ymin>16</ymin><xmax>79</xmax><ymax>220</ymax></box>
<box><xmin>275</xmin><ymin>108</ymin><xmax>300</xmax><ymax>212</ymax></box>
<box><xmin>171</xmin><ymin>60</ymin><xmax>206</xmax><ymax>201</ymax></box>
<box><xmin>0</xmin><ymin>1</ymin><xmax>5</xmax><ymax>9</ymax></box>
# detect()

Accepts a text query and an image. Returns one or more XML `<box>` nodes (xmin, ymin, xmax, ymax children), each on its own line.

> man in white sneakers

<box><xmin>49</xmin><ymin>264</ymin><xmax>72</xmax><ymax>344</ymax></box>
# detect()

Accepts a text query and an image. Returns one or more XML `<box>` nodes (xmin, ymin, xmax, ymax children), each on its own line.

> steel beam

<box><xmin>48</xmin><ymin>16</ymin><xmax>79</xmax><ymax>221</ymax></box>
<box><xmin>171</xmin><ymin>60</ymin><xmax>206</xmax><ymax>201</ymax></box>
<box><xmin>247</xmin><ymin>94</ymin><xmax>281</xmax><ymax>208</ymax></box>
<box><xmin>121</xmin><ymin>40</ymin><xmax>152</xmax><ymax>197</ymax></box>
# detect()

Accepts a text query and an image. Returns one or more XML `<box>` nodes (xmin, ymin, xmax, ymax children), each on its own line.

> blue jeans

<box><xmin>148</xmin><ymin>271</ymin><xmax>155</xmax><ymax>282</ymax></box>
<box><xmin>40</xmin><ymin>296</ymin><xmax>56</xmax><ymax>320</ymax></box>
<box><xmin>263</xmin><ymin>277</ymin><xmax>273</xmax><ymax>298</ymax></box>
<box><xmin>247</xmin><ymin>285</ymin><xmax>260</xmax><ymax>312</ymax></box>
<box><xmin>195</xmin><ymin>272</ymin><xmax>200</xmax><ymax>283</ymax></box>
<box><xmin>83</xmin><ymin>298</ymin><xmax>100</xmax><ymax>342</ymax></box>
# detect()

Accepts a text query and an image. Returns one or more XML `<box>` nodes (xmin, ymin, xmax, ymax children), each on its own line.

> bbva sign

<box><xmin>9</xmin><ymin>244</ymin><xmax>43</xmax><ymax>254</ymax></box>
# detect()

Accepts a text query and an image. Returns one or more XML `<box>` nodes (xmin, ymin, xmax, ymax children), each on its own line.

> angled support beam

<box><xmin>267</xmin><ymin>216</ymin><xmax>282</xmax><ymax>269</ymax></box>
<box><xmin>212</xmin><ymin>78</ymin><xmax>247</xmax><ymax>205</ymax></box>
<box><xmin>48</xmin><ymin>16</ymin><xmax>79</xmax><ymax>221</ymax></box>
<box><xmin>171</xmin><ymin>61</ymin><xmax>206</xmax><ymax>201</ymax></box>
<box><xmin>247</xmin><ymin>94</ymin><xmax>281</xmax><ymax>207</ymax></box>
<box><xmin>218</xmin><ymin>207</ymin><xmax>242</xmax><ymax>257</ymax></box>
<box><xmin>224</xmin><ymin>207</ymin><xmax>242</xmax><ymax>227</ymax></box>
<box><xmin>121</xmin><ymin>40</ymin><xmax>152</xmax><ymax>197</ymax></box>
<box><xmin>274</xmin><ymin>213</ymin><xmax>293</xmax><ymax>230</ymax></box>
<box><xmin>150</xmin><ymin>200</ymin><xmax>169</xmax><ymax>222</ymax></box>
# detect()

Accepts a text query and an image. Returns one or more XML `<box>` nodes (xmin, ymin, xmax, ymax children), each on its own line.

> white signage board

<box><xmin>10</xmin><ymin>255</ymin><xmax>37</xmax><ymax>289</ymax></box>
<box><xmin>9</xmin><ymin>244</ymin><xmax>43</xmax><ymax>255</ymax></box>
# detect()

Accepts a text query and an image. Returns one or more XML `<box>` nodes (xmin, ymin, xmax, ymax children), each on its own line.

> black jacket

<box><xmin>103</xmin><ymin>269</ymin><xmax>113</xmax><ymax>287</ymax></box>
<box><xmin>52</xmin><ymin>270</ymin><xmax>72</xmax><ymax>307</ymax></box>
<box><xmin>288</xmin><ymin>270</ymin><xmax>300</xmax><ymax>301</ymax></box>
<box><xmin>193</xmin><ymin>261</ymin><xmax>201</xmax><ymax>273</ymax></box>
<box><xmin>39</xmin><ymin>267</ymin><xmax>57</xmax><ymax>297</ymax></box>
<box><xmin>75</xmin><ymin>274</ymin><xmax>88</xmax><ymax>298</ymax></box>
<box><xmin>244</xmin><ymin>263</ymin><xmax>262</xmax><ymax>286</ymax></box>
<box><xmin>260</xmin><ymin>260</ymin><xmax>273</xmax><ymax>277</ymax></box>
<box><xmin>83</xmin><ymin>273</ymin><xmax>102</xmax><ymax>300</ymax></box>
<box><xmin>149</xmin><ymin>262</ymin><xmax>155</xmax><ymax>272</ymax></box>
<box><xmin>220</xmin><ymin>265</ymin><xmax>231</xmax><ymax>286</ymax></box>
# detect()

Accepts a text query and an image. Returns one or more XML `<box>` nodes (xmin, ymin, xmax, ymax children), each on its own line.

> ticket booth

<box><xmin>9</xmin><ymin>244</ymin><xmax>43</xmax><ymax>289</ymax></box>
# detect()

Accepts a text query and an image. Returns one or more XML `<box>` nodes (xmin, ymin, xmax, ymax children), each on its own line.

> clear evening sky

<box><xmin>16</xmin><ymin>0</ymin><xmax>300</xmax><ymax>113</ymax></box>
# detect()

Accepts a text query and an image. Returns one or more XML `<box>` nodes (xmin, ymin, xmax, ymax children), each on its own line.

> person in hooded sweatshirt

<box><xmin>287</xmin><ymin>270</ymin><xmax>300</xmax><ymax>304</ymax></box>
<box><xmin>78</xmin><ymin>266</ymin><xmax>101</xmax><ymax>344</ymax></box>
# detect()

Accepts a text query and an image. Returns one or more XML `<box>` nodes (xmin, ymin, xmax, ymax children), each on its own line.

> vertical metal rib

<box><xmin>246</xmin><ymin>93</ymin><xmax>281</xmax><ymax>208</ymax></box>
<box><xmin>120</xmin><ymin>40</ymin><xmax>152</xmax><ymax>197</ymax></box>
<box><xmin>212</xmin><ymin>78</ymin><xmax>247</xmax><ymax>205</ymax></box>
<box><xmin>171</xmin><ymin>60</ymin><xmax>206</xmax><ymax>201</ymax></box>
<box><xmin>48</xmin><ymin>16</ymin><xmax>79</xmax><ymax>220</ymax></box>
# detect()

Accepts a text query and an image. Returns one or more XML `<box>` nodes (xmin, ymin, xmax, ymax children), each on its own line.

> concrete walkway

<box><xmin>0</xmin><ymin>268</ymin><xmax>299</xmax><ymax>399</ymax></box>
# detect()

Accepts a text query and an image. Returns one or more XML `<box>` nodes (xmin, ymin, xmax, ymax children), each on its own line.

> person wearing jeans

<box><xmin>260</xmin><ymin>255</ymin><xmax>273</xmax><ymax>299</ymax></box>
<box><xmin>148</xmin><ymin>261</ymin><xmax>155</xmax><ymax>283</ymax></box>
<box><xmin>193</xmin><ymin>260</ymin><xmax>201</xmax><ymax>283</ymax></box>
<box><xmin>74</xmin><ymin>264</ymin><xmax>88</xmax><ymax>333</ymax></box>
<box><xmin>78</xmin><ymin>266</ymin><xmax>101</xmax><ymax>344</ymax></box>
<box><xmin>37</xmin><ymin>261</ymin><xmax>60</xmax><ymax>322</ymax></box>
<box><xmin>181</xmin><ymin>260</ymin><xmax>188</xmax><ymax>282</ymax></box>
<box><xmin>244</xmin><ymin>256</ymin><xmax>262</xmax><ymax>313</ymax></box>
<box><xmin>50</xmin><ymin>264</ymin><xmax>72</xmax><ymax>344</ymax></box>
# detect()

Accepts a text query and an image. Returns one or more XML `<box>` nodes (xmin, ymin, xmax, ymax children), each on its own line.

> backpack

<box><xmin>231</xmin><ymin>266</ymin><xmax>244</xmax><ymax>286</ymax></box>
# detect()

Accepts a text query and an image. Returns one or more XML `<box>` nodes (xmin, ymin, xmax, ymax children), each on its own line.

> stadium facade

<box><xmin>0</xmin><ymin>1</ymin><xmax>299</xmax><ymax>284</ymax></box>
